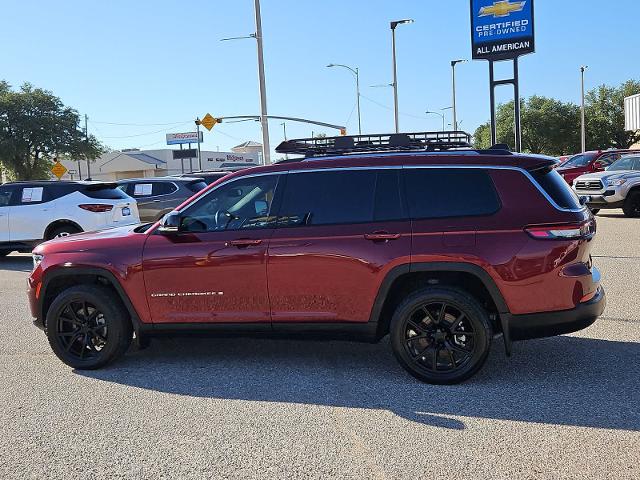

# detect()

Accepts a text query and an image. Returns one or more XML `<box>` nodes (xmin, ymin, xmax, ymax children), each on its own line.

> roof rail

<box><xmin>276</xmin><ymin>131</ymin><xmax>472</xmax><ymax>157</ymax></box>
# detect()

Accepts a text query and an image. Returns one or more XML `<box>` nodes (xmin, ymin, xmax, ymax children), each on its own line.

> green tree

<box><xmin>585</xmin><ymin>80</ymin><xmax>640</xmax><ymax>150</ymax></box>
<box><xmin>474</xmin><ymin>96</ymin><xmax>581</xmax><ymax>155</ymax></box>
<box><xmin>0</xmin><ymin>82</ymin><xmax>104</xmax><ymax>180</ymax></box>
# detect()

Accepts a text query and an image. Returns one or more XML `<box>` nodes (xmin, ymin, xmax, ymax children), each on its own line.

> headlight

<box><xmin>32</xmin><ymin>254</ymin><xmax>44</xmax><ymax>269</ymax></box>
<box><xmin>607</xmin><ymin>179</ymin><xmax>627</xmax><ymax>187</ymax></box>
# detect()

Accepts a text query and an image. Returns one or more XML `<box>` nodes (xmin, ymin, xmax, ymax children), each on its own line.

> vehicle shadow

<box><xmin>77</xmin><ymin>334</ymin><xmax>640</xmax><ymax>431</ymax></box>
<box><xmin>0</xmin><ymin>255</ymin><xmax>33</xmax><ymax>272</ymax></box>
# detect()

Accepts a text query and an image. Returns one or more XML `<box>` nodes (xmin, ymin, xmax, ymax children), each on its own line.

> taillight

<box><xmin>525</xmin><ymin>221</ymin><xmax>595</xmax><ymax>240</ymax></box>
<box><xmin>79</xmin><ymin>204</ymin><xmax>113</xmax><ymax>213</ymax></box>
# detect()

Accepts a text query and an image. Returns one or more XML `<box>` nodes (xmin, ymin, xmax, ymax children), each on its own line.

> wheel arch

<box><xmin>43</xmin><ymin>219</ymin><xmax>83</xmax><ymax>240</ymax></box>
<box><xmin>39</xmin><ymin>267</ymin><xmax>143</xmax><ymax>334</ymax></box>
<box><xmin>369</xmin><ymin>262</ymin><xmax>509</xmax><ymax>340</ymax></box>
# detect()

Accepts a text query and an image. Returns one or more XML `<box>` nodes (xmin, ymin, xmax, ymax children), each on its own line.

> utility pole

<box><xmin>254</xmin><ymin>0</ymin><xmax>271</xmax><ymax>164</ymax></box>
<box><xmin>84</xmin><ymin>114</ymin><xmax>91</xmax><ymax>179</ymax></box>
<box><xmin>195</xmin><ymin>118</ymin><xmax>202</xmax><ymax>170</ymax></box>
<box><xmin>580</xmin><ymin>65</ymin><xmax>588</xmax><ymax>152</ymax></box>
<box><xmin>327</xmin><ymin>64</ymin><xmax>362</xmax><ymax>134</ymax></box>
<box><xmin>390</xmin><ymin>19</ymin><xmax>413</xmax><ymax>133</ymax></box>
<box><xmin>451</xmin><ymin>59</ymin><xmax>466</xmax><ymax>131</ymax></box>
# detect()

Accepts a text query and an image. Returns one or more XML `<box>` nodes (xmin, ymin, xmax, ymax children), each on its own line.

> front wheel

<box><xmin>46</xmin><ymin>285</ymin><xmax>132</xmax><ymax>369</ymax></box>
<box><xmin>623</xmin><ymin>191</ymin><xmax>640</xmax><ymax>218</ymax></box>
<box><xmin>389</xmin><ymin>287</ymin><xmax>493</xmax><ymax>384</ymax></box>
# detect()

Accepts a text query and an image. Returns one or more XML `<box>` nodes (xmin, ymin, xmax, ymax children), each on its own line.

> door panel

<box><xmin>268</xmin><ymin>221</ymin><xmax>411</xmax><ymax>322</ymax></box>
<box><xmin>142</xmin><ymin>173</ymin><xmax>282</xmax><ymax>324</ymax></box>
<box><xmin>9</xmin><ymin>186</ymin><xmax>53</xmax><ymax>241</ymax></box>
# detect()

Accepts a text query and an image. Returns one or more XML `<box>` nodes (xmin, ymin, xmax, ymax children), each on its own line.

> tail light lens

<box><xmin>525</xmin><ymin>221</ymin><xmax>595</xmax><ymax>240</ymax></box>
<box><xmin>79</xmin><ymin>204</ymin><xmax>113</xmax><ymax>213</ymax></box>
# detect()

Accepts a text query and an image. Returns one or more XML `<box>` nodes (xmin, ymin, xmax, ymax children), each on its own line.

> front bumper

<box><xmin>505</xmin><ymin>286</ymin><xmax>606</xmax><ymax>341</ymax></box>
<box><xmin>574</xmin><ymin>186</ymin><xmax>626</xmax><ymax>207</ymax></box>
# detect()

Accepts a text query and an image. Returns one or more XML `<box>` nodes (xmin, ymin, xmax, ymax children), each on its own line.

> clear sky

<box><xmin>1</xmin><ymin>0</ymin><xmax>638</xmax><ymax>158</ymax></box>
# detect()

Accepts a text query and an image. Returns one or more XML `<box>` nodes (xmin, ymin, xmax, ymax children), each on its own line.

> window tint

<box><xmin>82</xmin><ymin>185</ymin><xmax>130</xmax><ymax>199</ymax></box>
<box><xmin>532</xmin><ymin>168</ymin><xmax>582</xmax><ymax>210</ymax></box>
<box><xmin>404</xmin><ymin>169</ymin><xmax>500</xmax><ymax>219</ymax></box>
<box><xmin>374</xmin><ymin>170</ymin><xmax>405</xmax><ymax>221</ymax></box>
<box><xmin>278</xmin><ymin>170</ymin><xmax>376</xmax><ymax>226</ymax></box>
<box><xmin>0</xmin><ymin>187</ymin><xmax>13</xmax><ymax>207</ymax></box>
<box><xmin>181</xmin><ymin>175</ymin><xmax>279</xmax><ymax>232</ymax></box>
<box><xmin>152</xmin><ymin>182</ymin><xmax>177</xmax><ymax>196</ymax></box>
<box><xmin>186</xmin><ymin>180</ymin><xmax>208</xmax><ymax>192</ymax></box>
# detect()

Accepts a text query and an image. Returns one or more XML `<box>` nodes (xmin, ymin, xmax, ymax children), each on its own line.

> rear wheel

<box><xmin>46</xmin><ymin>224</ymin><xmax>82</xmax><ymax>240</ymax></box>
<box><xmin>389</xmin><ymin>287</ymin><xmax>492</xmax><ymax>384</ymax></box>
<box><xmin>623</xmin><ymin>191</ymin><xmax>640</xmax><ymax>218</ymax></box>
<box><xmin>46</xmin><ymin>285</ymin><xmax>132</xmax><ymax>369</ymax></box>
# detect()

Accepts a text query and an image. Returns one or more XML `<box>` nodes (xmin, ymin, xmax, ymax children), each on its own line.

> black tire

<box><xmin>623</xmin><ymin>191</ymin><xmax>640</xmax><ymax>218</ymax></box>
<box><xmin>389</xmin><ymin>287</ymin><xmax>493</xmax><ymax>384</ymax></box>
<box><xmin>45</xmin><ymin>285</ymin><xmax>132</xmax><ymax>369</ymax></box>
<box><xmin>0</xmin><ymin>250</ymin><xmax>11</xmax><ymax>257</ymax></box>
<box><xmin>46</xmin><ymin>224</ymin><xmax>82</xmax><ymax>240</ymax></box>
<box><xmin>589</xmin><ymin>208</ymin><xmax>600</xmax><ymax>215</ymax></box>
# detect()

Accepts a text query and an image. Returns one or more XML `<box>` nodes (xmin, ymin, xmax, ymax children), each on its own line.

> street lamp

<box><xmin>450</xmin><ymin>59</ymin><xmax>467</xmax><ymax>131</ymax></box>
<box><xmin>426</xmin><ymin>110</ymin><xmax>445</xmax><ymax>132</ymax></box>
<box><xmin>580</xmin><ymin>65</ymin><xmax>588</xmax><ymax>153</ymax></box>
<box><xmin>327</xmin><ymin>63</ymin><xmax>362</xmax><ymax>135</ymax></box>
<box><xmin>390</xmin><ymin>19</ymin><xmax>414</xmax><ymax>133</ymax></box>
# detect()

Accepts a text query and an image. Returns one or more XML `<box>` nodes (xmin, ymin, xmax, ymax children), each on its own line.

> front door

<box><xmin>268</xmin><ymin>169</ymin><xmax>411</xmax><ymax>323</ymax></box>
<box><xmin>142</xmin><ymin>173</ymin><xmax>283</xmax><ymax>324</ymax></box>
<box><xmin>0</xmin><ymin>185</ymin><xmax>14</xmax><ymax>242</ymax></box>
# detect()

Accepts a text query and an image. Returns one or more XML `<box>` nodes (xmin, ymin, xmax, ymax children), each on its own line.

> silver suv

<box><xmin>572</xmin><ymin>154</ymin><xmax>640</xmax><ymax>217</ymax></box>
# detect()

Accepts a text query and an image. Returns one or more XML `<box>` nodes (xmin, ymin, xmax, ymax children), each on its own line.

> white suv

<box><xmin>0</xmin><ymin>181</ymin><xmax>140</xmax><ymax>256</ymax></box>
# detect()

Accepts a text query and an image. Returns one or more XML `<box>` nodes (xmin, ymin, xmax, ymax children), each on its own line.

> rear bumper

<box><xmin>505</xmin><ymin>286</ymin><xmax>606</xmax><ymax>341</ymax></box>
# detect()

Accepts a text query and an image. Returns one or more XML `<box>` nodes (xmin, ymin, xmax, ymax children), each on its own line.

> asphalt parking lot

<box><xmin>1</xmin><ymin>211</ymin><xmax>638</xmax><ymax>480</ymax></box>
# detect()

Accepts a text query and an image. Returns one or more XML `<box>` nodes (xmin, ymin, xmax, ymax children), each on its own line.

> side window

<box><xmin>278</xmin><ymin>170</ymin><xmax>376</xmax><ymax>226</ymax></box>
<box><xmin>404</xmin><ymin>169</ymin><xmax>501</xmax><ymax>219</ymax></box>
<box><xmin>17</xmin><ymin>186</ymin><xmax>45</xmax><ymax>205</ymax></box>
<box><xmin>374</xmin><ymin>170</ymin><xmax>405</xmax><ymax>221</ymax></box>
<box><xmin>132</xmin><ymin>183</ymin><xmax>153</xmax><ymax>197</ymax></box>
<box><xmin>0</xmin><ymin>187</ymin><xmax>14</xmax><ymax>207</ymax></box>
<box><xmin>152</xmin><ymin>182</ymin><xmax>178</xmax><ymax>196</ymax></box>
<box><xmin>181</xmin><ymin>175</ymin><xmax>279</xmax><ymax>232</ymax></box>
<box><xmin>598</xmin><ymin>154</ymin><xmax>617</xmax><ymax>166</ymax></box>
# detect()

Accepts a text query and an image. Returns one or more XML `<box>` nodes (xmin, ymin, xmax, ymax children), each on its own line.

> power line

<box><xmin>89</xmin><ymin>120</ymin><xmax>192</xmax><ymax>127</ymax></box>
<box><xmin>359</xmin><ymin>94</ymin><xmax>428</xmax><ymax>120</ymax></box>
<box><xmin>99</xmin><ymin>122</ymin><xmax>192</xmax><ymax>139</ymax></box>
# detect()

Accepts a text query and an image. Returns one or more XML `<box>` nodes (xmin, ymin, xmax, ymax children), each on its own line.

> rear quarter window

<box><xmin>186</xmin><ymin>181</ymin><xmax>208</xmax><ymax>192</ymax></box>
<box><xmin>531</xmin><ymin>168</ymin><xmax>582</xmax><ymax>210</ymax></box>
<box><xmin>403</xmin><ymin>169</ymin><xmax>500</xmax><ymax>219</ymax></box>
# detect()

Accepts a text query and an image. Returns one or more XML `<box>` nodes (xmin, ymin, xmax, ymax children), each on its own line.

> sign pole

<box><xmin>513</xmin><ymin>57</ymin><xmax>522</xmax><ymax>152</ymax></box>
<box><xmin>489</xmin><ymin>60</ymin><xmax>497</xmax><ymax>146</ymax></box>
<box><xmin>196</xmin><ymin>118</ymin><xmax>202</xmax><ymax>171</ymax></box>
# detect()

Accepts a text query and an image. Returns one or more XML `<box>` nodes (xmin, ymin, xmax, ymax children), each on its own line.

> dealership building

<box><xmin>60</xmin><ymin>143</ymin><xmax>261</xmax><ymax>181</ymax></box>
<box><xmin>625</xmin><ymin>94</ymin><xmax>640</xmax><ymax>148</ymax></box>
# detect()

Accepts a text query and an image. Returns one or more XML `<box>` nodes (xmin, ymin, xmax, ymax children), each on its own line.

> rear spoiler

<box><xmin>84</xmin><ymin>183</ymin><xmax>119</xmax><ymax>190</ymax></box>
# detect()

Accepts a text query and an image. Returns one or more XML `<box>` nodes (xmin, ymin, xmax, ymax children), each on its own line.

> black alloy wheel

<box><xmin>390</xmin><ymin>288</ymin><xmax>492</xmax><ymax>384</ymax></box>
<box><xmin>623</xmin><ymin>191</ymin><xmax>640</xmax><ymax>218</ymax></box>
<box><xmin>46</xmin><ymin>285</ymin><xmax>132</xmax><ymax>369</ymax></box>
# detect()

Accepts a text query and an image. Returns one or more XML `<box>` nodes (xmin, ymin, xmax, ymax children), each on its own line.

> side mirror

<box><xmin>158</xmin><ymin>212</ymin><xmax>182</xmax><ymax>233</ymax></box>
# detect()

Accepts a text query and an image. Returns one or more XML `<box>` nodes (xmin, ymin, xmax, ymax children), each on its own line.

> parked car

<box><xmin>116</xmin><ymin>177</ymin><xmax>207</xmax><ymax>222</ymax></box>
<box><xmin>28</xmin><ymin>131</ymin><xmax>605</xmax><ymax>384</ymax></box>
<box><xmin>572</xmin><ymin>154</ymin><xmax>640</xmax><ymax>217</ymax></box>
<box><xmin>556</xmin><ymin>149</ymin><xmax>639</xmax><ymax>185</ymax></box>
<box><xmin>174</xmin><ymin>170</ymin><xmax>231</xmax><ymax>185</ymax></box>
<box><xmin>0</xmin><ymin>180</ymin><xmax>139</xmax><ymax>256</ymax></box>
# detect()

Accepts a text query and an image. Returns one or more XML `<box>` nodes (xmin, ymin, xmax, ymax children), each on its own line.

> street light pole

<box><xmin>84</xmin><ymin>114</ymin><xmax>91</xmax><ymax>179</ymax></box>
<box><xmin>327</xmin><ymin>64</ymin><xmax>362</xmax><ymax>134</ymax></box>
<box><xmin>390</xmin><ymin>19</ymin><xmax>413</xmax><ymax>133</ymax></box>
<box><xmin>254</xmin><ymin>0</ymin><xmax>271</xmax><ymax>164</ymax></box>
<box><xmin>426</xmin><ymin>111</ymin><xmax>445</xmax><ymax>132</ymax></box>
<box><xmin>580</xmin><ymin>65</ymin><xmax>588</xmax><ymax>153</ymax></box>
<box><xmin>451</xmin><ymin>59</ymin><xmax>466</xmax><ymax>131</ymax></box>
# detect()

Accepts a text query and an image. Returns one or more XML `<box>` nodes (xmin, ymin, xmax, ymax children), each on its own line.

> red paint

<box><xmin>29</xmin><ymin>152</ymin><xmax>602</xmax><ymax>328</ymax></box>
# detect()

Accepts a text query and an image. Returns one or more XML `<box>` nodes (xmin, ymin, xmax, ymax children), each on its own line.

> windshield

<box><xmin>562</xmin><ymin>153</ymin><xmax>595</xmax><ymax>168</ymax></box>
<box><xmin>608</xmin><ymin>156</ymin><xmax>640</xmax><ymax>171</ymax></box>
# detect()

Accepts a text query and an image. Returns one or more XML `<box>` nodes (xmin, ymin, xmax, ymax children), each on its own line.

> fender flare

<box><xmin>39</xmin><ymin>266</ymin><xmax>144</xmax><ymax>334</ymax></box>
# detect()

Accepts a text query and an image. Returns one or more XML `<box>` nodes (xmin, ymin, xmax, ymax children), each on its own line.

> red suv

<box><xmin>27</xmin><ymin>132</ymin><xmax>605</xmax><ymax>384</ymax></box>
<box><xmin>556</xmin><ymin>149</ymin><xmax>639</xmax><ymax>185</ymax></box>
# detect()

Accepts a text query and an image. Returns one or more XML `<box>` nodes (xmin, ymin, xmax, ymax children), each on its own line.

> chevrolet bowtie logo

<box><xmin>479</xmin><ymin>0</ymin><xmax>526</xmax><ymax>18</ymax></box>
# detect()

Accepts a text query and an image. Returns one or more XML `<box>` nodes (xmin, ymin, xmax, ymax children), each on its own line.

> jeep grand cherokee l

<box><xmin>27</xmin><ymin>132</ymin><xmax>605</xmax><ymax>384</ymax></box>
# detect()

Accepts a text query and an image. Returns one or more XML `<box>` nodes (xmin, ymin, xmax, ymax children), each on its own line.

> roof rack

<box><xmin>276</xmin><ymin>131</ymin><xmax>473</xmax><ymax>157</ymax></box>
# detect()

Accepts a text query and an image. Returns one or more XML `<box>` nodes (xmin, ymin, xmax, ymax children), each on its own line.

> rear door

<box><xmin>128</xmin><ymin>181</ymin><xmax>177</xmax><ymax>222</ymax></box>
<box><xmin>267</xmin><ymin>168</ymin><xmax>411</xmax><ymax>324</ymax></box>
<box><xmin>9</xmin><ymin>185</ymin><xmax>54</xmax><ymax>241</ymax></box>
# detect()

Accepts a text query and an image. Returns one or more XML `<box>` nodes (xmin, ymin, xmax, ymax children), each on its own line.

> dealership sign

<box><xmin>470</xmin><ymin>0</ymin><xmax>535</xmax><ymax>60</ymax></box>
<box><xmin>166</xmin><ymin>132</ymin><xmax>203</xmax><ymax>145</ymax></box>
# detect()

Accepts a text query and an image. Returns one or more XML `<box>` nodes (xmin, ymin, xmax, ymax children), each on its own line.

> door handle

<box><xmin>364</xmin><ymin>232</ymin><xmax>401</xmax><ymax>242</ymax></box>
<box><xmin>227</xmin><ymin>239</ymin><xmax>263</xmax><ymax>248</ymax></box>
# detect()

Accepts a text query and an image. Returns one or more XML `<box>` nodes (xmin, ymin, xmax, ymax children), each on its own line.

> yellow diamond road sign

<box><xmin>201</xmin><ymin>113</ymin><xmax>216</xmax><ymax>131</ymax></box>
<box><xmin>51</xmin><ymin>161</ymin><xmax>67</xmax><ymax>179</ymax></box>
